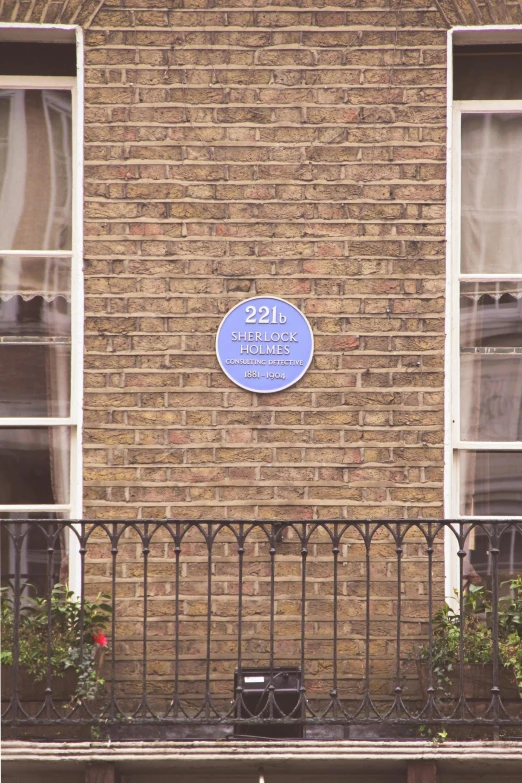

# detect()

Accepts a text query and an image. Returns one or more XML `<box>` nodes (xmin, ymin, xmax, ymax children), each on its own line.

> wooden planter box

<box><xmin>1</xmin><ymin>646</ymin><xmax>105</xmax><ymax>706</ymax></box>
<box><xmin>1</xmin><ymin>664</ymin><xmax>78</xmax><ymax>703</ymax></box>
<box><xmin>0</xmin><ymin>665</ymin><xmax>100</xmax><ymax>741</ymax></box>
<box><xmin>416</xmin><ymin>660</ymin><xmax>520</xmax><ymax>702</ymax></box>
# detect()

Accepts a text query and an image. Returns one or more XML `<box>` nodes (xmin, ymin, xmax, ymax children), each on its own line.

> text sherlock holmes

<box><xmin>216</xmin><ymin>297</ymin><xmax>314</xmax><ymax>393</ymax></box>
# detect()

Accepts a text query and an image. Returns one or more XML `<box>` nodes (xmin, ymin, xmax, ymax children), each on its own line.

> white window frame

<box><xmin>0</xmin><ymin>25</ymin><xmax>83</xmax><ymax>592</ymax></box>
<box><xmin>445</xmin><ymin>27</ymin><xmax>522</xmax><ymax>595</ymax></box>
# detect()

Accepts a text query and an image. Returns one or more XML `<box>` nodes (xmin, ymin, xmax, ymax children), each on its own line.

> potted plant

<box><xmin>417</xmin><ymin>580</ymin><xmax>522</xmax><ymax>703</ymax></box>
<box><xmin>1</xmin><ymin>583</ymin><xmax>111</xmax><ymax>706</ymax></box>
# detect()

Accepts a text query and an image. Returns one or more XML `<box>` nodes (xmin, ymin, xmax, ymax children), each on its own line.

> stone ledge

<box><xmin>3</xmin><ymin>740</ymin><xmax>522</xmax><ymax>776</ymax></box>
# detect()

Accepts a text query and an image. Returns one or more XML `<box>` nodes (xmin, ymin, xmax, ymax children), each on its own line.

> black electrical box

<box><xmin>234</xmin><ymin>666</ymin><xmax>303</xmax><ymax>738</ymax></box>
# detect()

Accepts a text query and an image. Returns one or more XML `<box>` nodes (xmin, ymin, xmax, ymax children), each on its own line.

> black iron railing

<box><xmin>2</xmin><ymin>519</ymin><xmax>522</xmax><ymax>739</ymax></box>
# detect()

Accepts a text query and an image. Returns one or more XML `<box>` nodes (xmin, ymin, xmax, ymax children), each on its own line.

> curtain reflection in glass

<box><xmin>460</xmin><ymin>283</ymin><xmax>522</xmax><ymax>348</ymax></box>
<box><xmin>0</xmin><ymin>256</ymin><xmax>71</xmax><ymax>416</ymax></box>
<box><xmin>462</xmin><ymin>114</ymin><xmax>522</xmax><ymax>275</ymax></box>
<box><xmin>0</xmin><ymin>256</ymin><xmax>70</xmax><ymax>312</ymax></box>
<box><xmin>461</xmin><ymin>283</ymin><xmax>522</xmax><ymax>441</ymax></box>
<box><xmin>461</xmin><ymin>451</ymin><xmax>522</xmax><ymax>515</ymax></box>
<box><xmin>0</xmin><ymin>90</ymin><xmax>72</xmax><ymax>251</ymax></box>
<box><xmin>0</xmin><ymin>345</ymin><xmax>70</xmax><ymax>417</ymax></box>
<box><xmin>467</xmin><ymin>524</ymin><xmax>522</xmax><ymax>588</ymax></box>
<box><xmin>461</xmin><ymin>355</ymin><xmax>522</xmax><ymax>440</ymax></box>
<box><xmin>0</xmin><ymin>428</ymin><xmax>69</xmax><ymax>504</ymax></box>
<box><xmin>0</xmin><ymin>513</ymin><xmax>66</xmax><ymax>594</ymax></box>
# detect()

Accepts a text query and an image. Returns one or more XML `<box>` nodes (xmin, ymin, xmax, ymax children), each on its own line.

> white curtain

<box><xmin>462</xmin><ymin>113</ymin><xmax>522</xmax><ymax>275</ymax></box>
<box><xmin>0</xmin><ymin>89</ymin><xmax>72</xmax><ymax>252</ymax></box>
<box><xmin>0</xmin><ymin>91</ymin><xmax>27</xmax><ymax>250</ymax></box>
<box><xmin>0</xmin><ymin>256</ymin><xmax>70</xmax><ymax>304</ymax></box>
<box><xmin>460</xmin><ymin>114</ymin><xmax>522</xmax><ymax>518</ymax></box>
<box><xmin>0</xmin><ymin>89</ymin><xmax>71</xmax><ymax>511</ymax></box>
<box><xmin>0</xmin><ymin>89</ymin><xmax>73</xmax><ymax>588</ymax></box>
<box><xmin>460</xmin><ymin>352</ymin><xmax>522</xmax><ymax>441</ymax></box>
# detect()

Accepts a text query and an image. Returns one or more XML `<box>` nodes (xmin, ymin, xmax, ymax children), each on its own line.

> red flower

<box><xmin>93</xmin><ymin>631</ymin><xmax>108</xmax><ymax>647</ymax></box>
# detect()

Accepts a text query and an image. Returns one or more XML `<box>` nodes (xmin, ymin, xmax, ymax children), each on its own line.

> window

<box><xmin>448</xmin><ymin>31</ymin><xmax>522</xmax><ymax>589</ymax></box>
<box><xmin>0</xmin><ymin>29</ymin><xmax>82</xmax><ymax>591</ymax></box>
<box><xmin>456</xmin><ymin>107</ymin><xmax>522</xmax><ymax>515</ymax></box>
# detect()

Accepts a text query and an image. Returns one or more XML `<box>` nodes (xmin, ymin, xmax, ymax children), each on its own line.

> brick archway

<box><xmin>434</xmin><ymin>0</ymin><xmax>522</xmax><ymax>27</ymax></box>
<box><xmin>0</xmin><ymin>0</ymin><xmax>105</xmax><ymax>28</ymax></box>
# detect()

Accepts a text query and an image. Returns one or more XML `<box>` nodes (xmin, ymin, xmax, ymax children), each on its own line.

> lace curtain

<box><xmin>462</xmin><ymin>113</ymin><xmax>522</xmax><ymax>275</ymax></box>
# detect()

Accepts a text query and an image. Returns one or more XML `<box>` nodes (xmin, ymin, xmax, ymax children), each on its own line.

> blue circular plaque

<box><xmin>216</xmin><ymin>296</ymin><xmax>314</xmax><ymax>393</ymax></box>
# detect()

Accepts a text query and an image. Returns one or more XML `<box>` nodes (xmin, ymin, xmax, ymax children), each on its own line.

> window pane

<box><xmin>461</xmin><ymin>354</ymin><xmax>522</xmax><ymax>440</ymax></box>
<box><xmin>0</xmin><ymin>256</ymin><xmax>71</xmax><ymax>416</ymax></box>
<box><xmin>461</xmin><ymin>113</ymin><xmax>522</xmax><ymax>274</ymax></box>
<box><xmin>460</xmin><ymin>451</ymin><xmax>522</xmax><ymax>515</ymax></box>
<box><xmin>0</xmin><ymin>43</ymin><xmax>76</xmax><ymax>77</ymax></box>
<box><xmin>0</xmin><ymin>344</ymin><xmax>70</xmax><ymax>417</ymax></box>
<box><xmin>0</xmin><ymin>513</ymin><xmax>68</xmax><ymax>594</ymax></box>
<box><xmin>0</xmin><ymin>92</ymin><xmax>8</xmax><ymax>189</ymax></box>
<box><xmin>460</xmin><ymin>283</ymin><xmax>522</xmax><ymax>440</ymax></box>
<box><xmin>460</xmin><ymin>282</ymin><xmax>522</xmax><ymax>347</ymax></box>
<box><xmin>454</xmin><ymin>48</ymin><xmax>522</xmax><ymax>100</ymax></box>
<box><xmin>0</xmin><ymin>427</ymin><xmax>69</xmax><ymax>504</ymax></box>
<box><xmin>0</xmin><ymin>89</ymin><xmax>72</xmax><ymax>251</ymax></box>
<box><xmin>467</xmin><ymin>524</ymin><xmax>522</xmax><ymax>586</ymax></box>
<box><xmin>0</xmin><ymin>256</ymin><xmax>71</xmax><ymax>336</ymax></box>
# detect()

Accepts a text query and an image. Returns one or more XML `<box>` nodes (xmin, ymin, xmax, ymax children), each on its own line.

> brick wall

<box><xmin>2</xmin><ymin>0</ymin><xmax>522</xmax><ymax>528</ymax></box>
<box><xmin>81</xmin><ymin>0</ymin><xmax>449</xmax><ymax>523</ymax></box>
<box><xmin>5</xmin><ymin>0</ymin><xmax>520</xmax><ymax>720</ymax></box>
<box><xmin>49</xmin><ymin>0</ymin><xmax>446</xmax><ymax>709</ymax></box>
<box><xmin>77</xmin><ymin>0</ymin><xmax>453</xmax><ymax>704</ymax></box>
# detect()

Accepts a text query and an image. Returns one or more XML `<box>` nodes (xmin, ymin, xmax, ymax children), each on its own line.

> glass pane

<box><xmin>461</xmin><ymin>282</ymin><xmax>522</xmax><ymax>347</ymax></box>
<box><xmin>454</xmin><ymin>50</ymin><xmax>522</xmax><ymax>101</ymax></box>
<box><xmin>461</xmin><ymin>113</ymin><xmax>522</xmax><ymax>274</ymax></box>
<box><xmin>0</xmin><ymin>513</ymin><xmax>68</xmax><ymax>594</ymax></box>
<box><xmin>467</xmin><ymin>524</ymin><xmax>522</xmax><ymax>587</ymax></box>
<box><xmin>460</xmin><ymin>283</ymin><xmax>522</xmax><ymax>440</ymax></box>
<box><xmin>460</xmin><ymin>451</ymin><xmax>522</xmax><ymax>515</ymax></box>
<box><xmin>0</xmin><ymin>256</ymin><xmax>71</xmax><ymax>336</ymax></box>
<box><xmin>0</xmin><ymin>89</ymin><xmax>72</xmax><ymax>251</ymax></box>
<box><xmin>0</xmin><ymin>92</ymin><xmax>8</xmax><ymax>191</ymax></box>
<box><xmin>0</xmin><ymin>427</ymin><xmax>69</xmax><ymax>504</ymax></box>
<box><xmin>0</xmin><ymin>344</ymin><xmax>70</xmax><ymax>417</ymax></box>
<box><xmin>461</xmin><ymin>354</ymin><xmax>522</xmax><ymax>440</ymax></box>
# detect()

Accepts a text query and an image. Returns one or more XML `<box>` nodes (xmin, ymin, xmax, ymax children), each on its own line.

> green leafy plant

<box><xmin>497</xmin><ymin>575</ymin><xmax>522</xmax><ymax>692</ymax></box>
<box><xmin>419</xmin><ymin>578</ymin><xmax>522</xmax><ymax>697</ymax></box>
<box><xmin>1</xmin><ymin>583</ymin><xmax>111</xmax><ymax>702</ymax></box>
<box><xmin>434</xmin><ymin>727</ymin><xmax>448</xmax><ymax>744</ymax></box>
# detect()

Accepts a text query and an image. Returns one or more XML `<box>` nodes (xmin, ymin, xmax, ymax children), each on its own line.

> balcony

<box><xmin>2</xmin><ymin>519</ymin><xmax>522</xmax><ymax>742</ymax></box>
